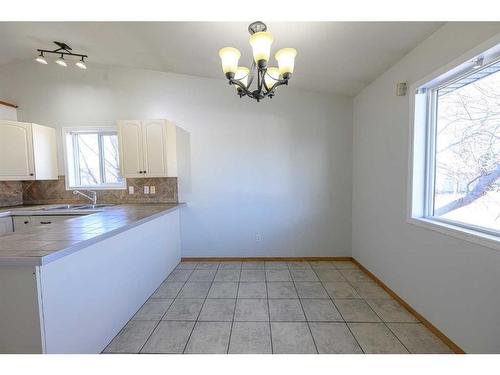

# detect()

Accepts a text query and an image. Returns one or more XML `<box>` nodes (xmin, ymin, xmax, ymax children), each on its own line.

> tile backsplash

<box><xmin>21</xmin><ymin>176</ymin><xmax>178</xmax><ymax>205</ymax></box>
<box><xmin>0</xmin><ymin>181</ymin><xmax>23</xmax><ymax>207</ymax></box>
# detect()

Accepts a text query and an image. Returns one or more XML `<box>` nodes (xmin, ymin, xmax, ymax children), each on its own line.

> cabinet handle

<box><xmin>29</xmin><ymin>173</ymin><xmax>34</xmax><ymax>176</ymax></box>
<box><xmin>24</xmin><ymin>221</ymin><xmax>29</xmax><ymax>224</ymax></box>
<box><xmin>143</xmin><ymin>170</ymin><xmax>147</xmax><ymax>173</ymax></box>
<box><xmin>40</xmin><ymin>221</ymin><xmax>52</xmax><ymax>224</ymax></box>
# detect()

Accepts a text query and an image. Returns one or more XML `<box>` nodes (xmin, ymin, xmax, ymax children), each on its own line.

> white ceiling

<box><xmin>0</xmin><ymin>22</ymin><xmax>443</xmax><ymax>96</ymax></box>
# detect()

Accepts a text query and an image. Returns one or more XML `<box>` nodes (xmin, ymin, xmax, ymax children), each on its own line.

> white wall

<box><xmin>0</xmin><ymin>62</ymin><xmax>353</xmax><ymax>257</ymax></box>
<box><xmin>0</xmin><ymin>105</ymin><xmax>17</xmax><ymax>120</ymax></box>
<box><xmin>352</xmin><ymin>22</ymin><xmax>500</xmax><ymax>353</ymax></box>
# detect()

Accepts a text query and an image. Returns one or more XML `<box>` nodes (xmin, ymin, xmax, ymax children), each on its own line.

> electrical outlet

<box><xmin>150</xmin><ymin>185</ymin><xmax>156</xmax><ymax>194</ymax></box>
<box><xmin>255</xmin><ymin>233</ymin><xmax>263</xmax><ymax>242</ymax></box>
<box><xmin>144</xmin><ymin>186</ymin><xmax>149</xmax><ymax>194</ymax></box>
<box><xmin>128</xmin><ymin>186</ymin><xmax>134</xmax><ymax>195</ymax></box>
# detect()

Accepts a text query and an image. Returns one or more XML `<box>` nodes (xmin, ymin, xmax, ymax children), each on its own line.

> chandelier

<box><xmin>35</xmin><ymin>41</ymin><xmax>88</xmax><ymax>69</ymax></box>
<box><xmin>218</xmin><ymin>21</ymin><xmax>297</xmax><ymax>102</ymax></box>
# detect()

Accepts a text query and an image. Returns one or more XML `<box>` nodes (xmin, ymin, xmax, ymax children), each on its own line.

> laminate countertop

<box><xmin>0</xmin><ymin>203</ymin><xmax>184</xmax><ymax>266</ymax></box>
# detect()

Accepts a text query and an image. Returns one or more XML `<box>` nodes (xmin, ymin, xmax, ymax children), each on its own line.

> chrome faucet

<box><xmin>73</xmin><ymin>190</ymin><xmax>97</xmax><ymax>205</ymax></box>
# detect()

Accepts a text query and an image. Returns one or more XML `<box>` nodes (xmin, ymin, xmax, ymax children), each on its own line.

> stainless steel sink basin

<box><xmin>42</xmin><ymin>204</ymin><xmax>114</xmax><ymax>210</ymax></box>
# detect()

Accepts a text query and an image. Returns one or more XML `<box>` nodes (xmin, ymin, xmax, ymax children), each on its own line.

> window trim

<box><xmin>408</xmin><ymin>34</ymin><xmax>500</xmax><ymax>251</ymax></box>
<box><xmin>62</xmin><ymin>126</ymin><xmax>126</xmax><ymax>191</ymax></box>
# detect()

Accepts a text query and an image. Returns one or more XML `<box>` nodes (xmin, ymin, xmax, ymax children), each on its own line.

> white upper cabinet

<box><xmin>0</xmin><ymin>121</ymin><xmax>58</xmax><ymax>181</ymax></box>
<box><xmin>117</xmin><ymin>119</ymin><xmax>177</xmax><ymax>178</ymax></box>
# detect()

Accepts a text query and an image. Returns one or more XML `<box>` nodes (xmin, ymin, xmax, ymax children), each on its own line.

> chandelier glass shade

<box><xmin>218</xmin><ymin>21</ymin><xmax>297</xmax><ymax>102</ymax></box>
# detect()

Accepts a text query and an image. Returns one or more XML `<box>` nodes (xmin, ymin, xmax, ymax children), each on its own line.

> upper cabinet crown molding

<box><xmin>117</xmin><ymin>119</ymin><xmax>177</xmax><ymax>178</ymax></box>
<box><xmin>0</xmin><ymin>121</ymin><xmax>58</xmax><ymax>181</ymax></box>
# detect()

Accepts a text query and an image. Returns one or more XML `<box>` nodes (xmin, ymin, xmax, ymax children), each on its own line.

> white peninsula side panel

<box><xmin>38</xmin><ymin>209</ymin><xmax>181</xmax><ymax>353</ymax></box>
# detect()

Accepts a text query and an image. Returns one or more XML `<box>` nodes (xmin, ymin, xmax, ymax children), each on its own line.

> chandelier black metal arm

<box><xmin>227</xmin><ymin>67</ymin><xmax>291</xmax><ymax>102</ymax></box>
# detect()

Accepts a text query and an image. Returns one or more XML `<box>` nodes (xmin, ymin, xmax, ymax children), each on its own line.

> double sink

<box><xmin>41</xmin><ymin>204</ymin><xmax>113</xmax><ymax>210</ymax></box>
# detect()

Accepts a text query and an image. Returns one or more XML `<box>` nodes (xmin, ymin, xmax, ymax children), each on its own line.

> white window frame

<box><xmin>408</xmin><ymin>35</ymin><xmax>500</xmax><ymax>251</ymax></box>
<box><xmin>62</xmin><ymin>126</ymin><xmax>126</xmax><ymax>190</ymax></box>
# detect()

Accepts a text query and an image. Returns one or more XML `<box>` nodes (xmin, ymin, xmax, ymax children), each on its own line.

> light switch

<box><xmin>144</xmin><ymin>186</ymin><xmax>150</xmax><ymax>194</ymax></box>
<box><xmin>150</xmin><ymin>186</ymin><xmax>156</xmax><ymax>194</ymax></box>
<box><xmin>128</xmin><ymin>186</ymin><xmax>134</xmax><ymax>195</ymax></box>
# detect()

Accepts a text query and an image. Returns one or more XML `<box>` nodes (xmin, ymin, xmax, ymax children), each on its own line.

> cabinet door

<box><xmin>31</xmin><ymin>123</ymin><xmax>58</xmax><ymax>180</ymax></box>
<box><xmin>117</xmin><ymin>120</ymin><xmax>144</xmax><ymax>178</ymax></box>
<box><xmin>0</xmin><ymin>217</ymin><xmax>13</xmax><ymax>235</ymax></box>
<box><xmin>13</xmin><ymin>216</ymin><xmax>33</xmax><ymax>232</ymax></box>
<box><xmin>0</xmin><ymin>121</ymin><xmax>35</xmax><ymax>180</ymax></box>
<box><xmin>142</xmin><ymin>120</ymin><xmax>168</xmax><ymax>177</ymax></box>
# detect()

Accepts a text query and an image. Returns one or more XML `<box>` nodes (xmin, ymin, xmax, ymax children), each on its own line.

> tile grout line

<box><xmin>226</xmin><ymin>263</ymin><xmax>242</xmax><ymax>354</ymax></box>
<box><xmin>311</xmin><ymin>263</ymin><xmax>366</xmax><ymax>354</ymax></box>
<box><xmin>181</xmin><ymin>263</ymin><xmax>218</xmax><ymax>353</ymax></box>
<box><xmin>288</xmin><ymin>262</ymin><xmax>319</xmax><ymax>354</ymax></box>
<box><xmin>264</xmin><ymin>265</ymin><xmax>274</xmax><ymax>354</ymax></box>
<box><xmin>137</xmin><ymin>266</ymin><xmax>194</xmax><ymax>354</ymax></box>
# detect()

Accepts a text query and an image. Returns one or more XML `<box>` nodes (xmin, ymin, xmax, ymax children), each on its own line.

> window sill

<box><xmin>407</xmin><ymin>217</ymin><xmax>500</xmax><ymax>251</ymax></box>
<box><xmin>66</xmin><ymin>186</ymin><xmax>127</xmax><ymax>191</ymax></box>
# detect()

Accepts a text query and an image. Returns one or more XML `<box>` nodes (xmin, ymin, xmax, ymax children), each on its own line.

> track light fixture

<box><xmin>35</xmin><ymin>41</ymin><xmax>88</xmax><ymax>69</ymax></box>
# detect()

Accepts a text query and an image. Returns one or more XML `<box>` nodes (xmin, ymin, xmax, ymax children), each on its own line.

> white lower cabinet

<box><xmin>13</xmin><ymin>215</ymin><xmax>78</xmax><ymax>231</ymax></box>
<box><xmin>0</xmin><ymin>217</ymin><xmax>13</xmax><ymax>235</ymax></box>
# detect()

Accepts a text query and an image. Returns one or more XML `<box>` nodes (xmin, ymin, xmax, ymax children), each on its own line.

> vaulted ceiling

<box><xmin>0</xmin><ymin>22</ymin><xmax>443</xmax><ymax>96</ymax></box>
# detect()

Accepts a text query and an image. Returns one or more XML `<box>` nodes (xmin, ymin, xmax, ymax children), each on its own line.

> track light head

<box><xmin>35</xmin><ymin>52</ymin><xmax>48</xmax><ymax>65</ymax></box>
<box><xmin>55</xmin><ymin>54</ymin><xmax>67</xmax><ymax>67</ymax></box>
<box><xmin>75</xmin><ymin>57</ymin><xmax>87</xmax><ymax>70</ymax></box>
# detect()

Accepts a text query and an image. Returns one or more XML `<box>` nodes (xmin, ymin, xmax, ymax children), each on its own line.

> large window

<box><xmin>411</xmin><ymin>48</ymin><xmax>500</xmax><ymax>240</ymax></box>
<box><xmin>64</xmin><ymin>127</ymin><xmax>125</xmax><ymax>189</ymax></box>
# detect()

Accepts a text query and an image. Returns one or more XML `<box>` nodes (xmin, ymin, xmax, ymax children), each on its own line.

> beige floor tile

<box><xmin>234</xmin><ymin>299</ymin><xmax>269</xmax><ymax>321</ymax></box>
<box><xmin>323</xmin><ymin>282</ymin><xmax>361</xmax><ymax>299</ymax></box>
<box><xmin>177</xmin><ymin>282</ymin><xmax>211</xmax><ymax>298</ymax></box>
<box><xmin>132</xmin><ymin>299</ymin><xmax>173</xmax><ymax>320</ymax></box>
<box><xmin>141</xmin><ymin>321</ymin><xmax>195</xmax><ymax>353</ymax></box>
<box><xmin>290</xmin><ymin>269</ymin><xmax>319</xmax><ymax>282</ymax></box>
<box><xmin>366</xmin><ymin>299</ymin><xmax>418</xmax><ymax>322</ymax></box>
<box><xmin>287</xmin><ymin>261</ymin><xmax>312</xmax><ymax>270</ymax></box>
<box><xmin>295</xmin><ymin>282</ymin><xmax>329</xmax><ymax>298</ymax></box>
<box><xmin>270</xmin><ymin>322</ymin><xmax>317</xmax><ymax>353</ymax></box>
<box><xmin>308</xmin><ymin>261</ymin><xmax>336</xmax><ymax>270</ymax></box>
<box><xmin>167</xmin><ymin>269</ymin><xmax>193</xmax><ymax>282</ymax></box>
<box><xmin>151</xmin><ymin>281</ymin><xmax>184</xmax><ymax>299</ymax></box>
<box><xmin>315</xmin><ymin>269</ymin><xmax>345</xmax><ymax>282</ymax></box>
<box><xmin>195</xmin><ymin>262</ymin><xmax>219</xmax><ymax>270</ymax></box>
<box><xmin>176</xmin><ymin>261</ymin><xmax>198</xmax><ymax>270</ymax></box>
<box><xmin>309</xmin><ymin>322</ymin><xmax>363</xmax><ymax>353</ymax></box>
<box><xmin>387</xmin><ymin>323</ymin><xmax>453</xmax><ymax>353</ymax></box>
<box><xmin>103</xmin><ymin>321</ymin><xmax>157</xmax><ymax>353</ymax></box>
<box><xmin>264</xmin><ymin>261</ymin><xmax>289</xmax><ymax>269</ymax></box>
<box><xmin>188</xmin><ymin>269</ymin><xmax>217</xmax><ymax>282</ymax></box>
<box><xmin>332</xmin><ymin>261</ymin><xmax>359</xmax><ymax>269</ymax></box>
<box><xmin>241</xmin><ymin>261</ymin><xmax>265</xmax><ymax>270</ymax></box>
<box><xmin>163</xmin><ymin>299</ymin><xmax>204</xmax><ymax>321</ymax></box>
<box><xmin>301</xmin><ymin>299</ymin><xmax>343</xmax><ymax>321</ymax></box>
<box><xmin>214</xmin><ymin>269</ymin><xmax>240</xmax><ymax>282</ymax></box>
<box><xmin>237</xmin><ymin>282</ymin><xmax>267</xmax><ymax>298</ymax></box>
<box><xmin>218</xmin><ymin>261</ymin><xmax>242</xmax><ymax>270</ymax></box>
<box><xmin>198</xmin><ymin>299</ymin><xmax>236</xmax><ymax>321</ymax></box>
<box><xmin>269</xmin><ymin>299</ymin><xmax>306</xmax><ymax>321</ymax></box>
<box><xmin>265</xmin><ymin>269</ymin><xmax>292</xmax><ymax>282</ymax></box>
<box><xmin>267</xmin><ymin>282</ymin><xmax>298</xmax><ymax>298</ymax></box>
<box><xmin>229</xmin><ymin>322</ymin><xmax>272</xmax><ymax>354</ymax></box>
<box><xmin>207</xmin><ymin>282</ymin><xmax>238</xmax><ymax>298</ymax></box>
<box><xmin>348</xmin><ymin>323</ymin><xmax>409</xmax><ymax>353</ymax></box>
<box><xmin>351</xmin><ymin>281</ymin><xmax>392</xmax><ymax>299</ymax></box>
<box><xmin>340</xmin><ymin>269</ymin><xmax>372</xmax><ymax>282</ymax></box>
<box><xmin>334</xmin><ymin>299</ymin><xmax>381</xmax><ymax>322</ymax></box>
<box><xmin>185</xmin><ymin>322</ymin><xmax>232</xmax><ymax>353</ymax></box>
<box><xmin>240</xmin><ymin>269</ymin><xmax>266</xmax><ymax>282</ymax></box>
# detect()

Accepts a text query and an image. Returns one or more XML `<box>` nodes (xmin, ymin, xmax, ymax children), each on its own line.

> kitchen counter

<box><xmin>0</xmin><ymin>203</ymin><xmax>184</xmax><ymax>266</ymax></box>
